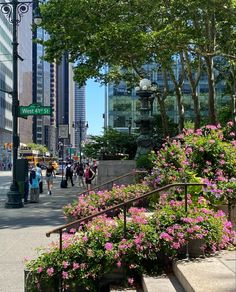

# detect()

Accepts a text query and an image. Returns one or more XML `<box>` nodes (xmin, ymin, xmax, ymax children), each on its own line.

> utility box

<box><xmin>16</xmin><ymin>159</ymin><xmax>28</xmax><ymax>198</ymax></box>
<box><xmin>16</xmin><ymin>159</ymin><xmax>28</xmax><ymax>182</ymax></box>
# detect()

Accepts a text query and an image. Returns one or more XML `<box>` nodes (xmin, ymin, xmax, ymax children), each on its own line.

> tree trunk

<box><xmin>202</xmin><ymin>12</ymin><xmax>217</xmax><ymax>125</ymax></box>
<box><xmin>156</xmin><ymin>93</ymin><xmax>169</xmax><ymax>137</ymax></box>
<box><xmin>192</xmin><ymin>91</ymin><xmax>201</xmax><ymax>130</ymax></box>
<box><xmin>183</xmin><ymin>50</ymin><xmax>201</xmax><ymax>130</ymax></box>
<box><xmin>175</xmin><ymin>86</ymin><xmax>185</xmax><ymax>132</ymax></box>
<box><xmin>168</xmin><ymin>63</ymin><xmax>185</xmax><ymax>133</ymax></box>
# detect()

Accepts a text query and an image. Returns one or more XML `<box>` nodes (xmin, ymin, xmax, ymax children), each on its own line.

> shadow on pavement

<box><xmin>0</xmin><ymin>178</ymin><xmax>85</xmax><ymax>230</ymax></box>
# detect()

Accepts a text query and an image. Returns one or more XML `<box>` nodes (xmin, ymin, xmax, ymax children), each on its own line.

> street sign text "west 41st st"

<box><xmin>19</xmin><ymin>103</ymin><xmax>52</xmax><ymax>116</ymax></box>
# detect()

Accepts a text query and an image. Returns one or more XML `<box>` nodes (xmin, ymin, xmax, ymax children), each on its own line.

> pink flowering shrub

<box><xmin>25</xmin><ymin>201</ymin><xmax>235</xmax><ymax>291</ymax></box>
<box><xmin>25</xmin><ymin>208</ymin><xmax>158</xmax><ymax>291</ymax></box>
<box><xmin>154</xmin><ymin>194</ymin><xmax>235</xmax><ymax>257</ymax></box>
<box><xmin>147</xmin><ymin>124</ymin><xmax>236</xmax><ymax>206</ymax></box>
<box><xmin>63</xmin><ymin>183</ymin><xmax>150</xmax><ymax>221</ymax></box>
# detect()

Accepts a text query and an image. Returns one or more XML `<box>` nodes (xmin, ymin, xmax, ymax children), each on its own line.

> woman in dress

<box><xmin>84</xmin><ymin>163</ymin><xmax>95</xmax><ymax>191</ymax></box>
<box><xmin>45</xmin><ymin>161</ymin><xmax>55</xmax><ymax>195</ymax></box>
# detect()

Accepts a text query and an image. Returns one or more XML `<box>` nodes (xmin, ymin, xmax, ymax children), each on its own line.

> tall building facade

<box><xmin>0</xmin><ymin>5</ymin><xmax>34</xmax><ymax>166</ymax></box>
<box><xmin>0</xmin><ymin>3</ymin><xmax>58</xmax><ymax>163</ymax></box>
<box><xmin>0</xmin><ymin>9</ymin><xmax>13</xmax><ymax>147</ymax></box>
<box><xmin>73</xmin><ymin>83</ymin><xmax>87</xmax><ymax>150</ymax></box>
<box><xmin>32</xmin><ymin>26</ymin><xmax>56</xmax><ymax>148</ymax></box>
<box><xmin>106</xmin><ymin>62</ymin><xmax>227</xmax><ymax>133</ymax></box>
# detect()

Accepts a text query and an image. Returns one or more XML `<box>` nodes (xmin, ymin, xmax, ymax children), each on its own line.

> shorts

<box><xmin>85</xmin><ymin>178</ymin><xmax>92</xmax><ymax>185</ymax></box>
<box><xmin>45</xmin><ymin>175</ymin><xmax>53</xmax><ymax>182</ymax></box>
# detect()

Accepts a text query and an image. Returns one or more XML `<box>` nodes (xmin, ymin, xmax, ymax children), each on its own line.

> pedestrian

<box><xmin>76</xmin><ymin>162</ymin><xmax>85</xmax><ymax>187</ymax></box>
<box><xmin>65</xmin><ymin>162</ymin><xmax>74</xmax><ymax>186</ymax></box>
<box><xmin>45</xmin><ymin>161</ymin><xmax>55</xmax><ymax>195</ymax></box>
<box><xmin>36</xmin><ymin>163</ymin><xmax>43</xmax><ymax>193</ymax></box>
<box><xmin>29</xmin><ymin>168</ymin><xmax>41</xmax><ymax>203</ymax></box>
<box><xmin>84</xmin><ymin>163</ymin><xmax>95</xmax><ymax>191</ymax></box>
<box><xmin>92</xmin><ymin>160</ymin><xmax>98</xmax><ymax>185</ymax></box>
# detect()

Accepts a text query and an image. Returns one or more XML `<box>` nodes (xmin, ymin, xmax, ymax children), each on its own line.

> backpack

<box><xmin>29</xmin><ymin>170</ymin><xmax>36</xmax><ymax>185</ymax></box>
<box><xmin>66</xmin><ymin>165</ymin><xmax>72</xmax><ymax>176</ymax></box>
<box><xmin>77</xmin><ymin>165</ymin><xmax>84</xmax><ymax>176</ymax></box>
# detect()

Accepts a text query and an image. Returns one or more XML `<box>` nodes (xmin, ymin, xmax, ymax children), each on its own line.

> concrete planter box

<box><xmin>178</xmin><ymin>239</ymin><xmax>205</xmax><ymax>258</ymax></box>
<box><xmin>217</xmin><ymin>204</ymin><xmax>236</xmax><ymax>229</ymax></box>
<box><xmin>97</xmin><ymin>160</ymin><xmax>136</xmax><ymax>187</ymax></box>
<box><xmin>24</xmin><ymin>268</ymin><xmax>123</xmax><ymax>292</ymax></box>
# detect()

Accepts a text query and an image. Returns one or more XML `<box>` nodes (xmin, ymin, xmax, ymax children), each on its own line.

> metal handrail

<box><xmin>76</xmin><ymin>169</ymin><xmax>148</xmax><ymax>198</ymax></box>
<box><xmin>46</xmin><ymin>182</ymin><xmax>206</xmax><ymax>253</ymax></box>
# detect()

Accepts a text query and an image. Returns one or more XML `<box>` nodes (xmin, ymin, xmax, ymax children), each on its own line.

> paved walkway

<box><xmin>0</xmin><ymin>176</ymin><xmax>85</xmax><ymax>292</ymax></box>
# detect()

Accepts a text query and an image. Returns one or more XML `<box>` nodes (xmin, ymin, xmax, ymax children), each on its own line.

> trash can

<box><xmin>16</xmin><ymin>159</ymin><xmax>29</xmax><ymax>202</ymax></box>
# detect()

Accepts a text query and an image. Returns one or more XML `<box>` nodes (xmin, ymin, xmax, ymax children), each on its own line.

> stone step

<box><xmin>110</xmin><ymin>286</ymin><xmax>143</xmax><ymax>292</ymax></box>
<box><xmin>142</xmin><ymin>273</ymin><xmax>185</xmax><ymax>292</ymax></box>
<box><xmin>173</xmin><ymin>251</ymin><xmax>236</xmax><ymax>292</ymax></box>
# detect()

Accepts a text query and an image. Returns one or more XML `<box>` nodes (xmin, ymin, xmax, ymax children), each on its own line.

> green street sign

<box><xmin>19</xmin><ymin>103</ymin><xmax>52</xmax><ymax>116</ymax></box>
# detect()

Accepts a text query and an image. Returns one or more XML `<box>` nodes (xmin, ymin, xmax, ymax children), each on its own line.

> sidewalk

<box><xmin>0</xmin><ymin>176</ymin><xmax>85</xmax><ymax>292</ymax></box>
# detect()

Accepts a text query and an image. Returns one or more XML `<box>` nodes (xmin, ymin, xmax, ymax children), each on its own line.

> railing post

<box><xmin>123</xmin><ymin>203</ymin><xmax>127</xmax><ymax>239</ymax></box>
<box><xmin>184</xmin><ymin>183</ymin><xmax>189</xmax><ymax>260</ymax></box>
<box><xmin>184</xmin><ymin>184</ymin><xmax>188</xmax><ymax>213</ymax></box>
<box><xmin>59</xmin><ymin>230</ymin><xmax>63</xmax><ymax>253</ymax></box>
<box><xmin>59</xmin><ymin>230</ymin><xmax>63</xmax><ymax>291</ymax></box>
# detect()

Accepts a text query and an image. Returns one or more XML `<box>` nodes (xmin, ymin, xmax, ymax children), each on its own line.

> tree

<box><xmin>83</xmin><ymin>128</ymin><xmax>137</xmax><ymax>160</ymax></box>
<box><xmin>39</xmin><ymin>0</ymin><xmax>236</xmax><ymax>129</ymax></box>
<box><xmin>27</xmin><ymin>143</ymin><xmax>48</xmax><ymax>154</ymax></box>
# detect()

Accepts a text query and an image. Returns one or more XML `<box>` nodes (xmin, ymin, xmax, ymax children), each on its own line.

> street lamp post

<box><xmin>73</xmin><ymin>119</ymin><xmax>88</xmax><ymax>163</ymax></box>
<box><xmin>135</xmin><ymin>78</ymin><xmax>157</xmax><ymax>158</ymax></box>
<box><xmin>0</xmin><ymin>0</ymin><xmax>41</xmax><ymax>208</ymax></box>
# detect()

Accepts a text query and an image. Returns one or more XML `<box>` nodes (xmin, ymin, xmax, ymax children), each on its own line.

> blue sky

<box><xmin>86</xmin><ymin>79</ymin><xmax>105</xmax><ymax>136</ymax></box>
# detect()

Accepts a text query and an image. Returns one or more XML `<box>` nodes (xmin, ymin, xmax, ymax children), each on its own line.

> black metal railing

<box><xmin>76</xmin><ymin>169</ymin><xmax>148</xmax><ymax>198</ymax></box>
<box><xmin>46</xmin><ymin>182</ymin><xmax>206</xmax><ymax>253</ymax></box>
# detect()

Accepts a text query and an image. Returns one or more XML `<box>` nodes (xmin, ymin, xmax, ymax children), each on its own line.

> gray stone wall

<box><xmin>97</xmin><ymin>160</ymin><xmax>136</xmax><ymax>187</ymax></box>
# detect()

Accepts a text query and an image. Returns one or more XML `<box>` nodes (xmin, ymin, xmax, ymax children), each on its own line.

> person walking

<box><xmin>45</xmin><ymin>161</ymin><xmax>55</xmax><ymax>195</ymax></box>
<box><xmin>76</xmin><ymin>163</ymin><xmax>85</xmax><ymax>187</ymax></box>
<box><xmin>65</xmin><ymin>162</ymin><xmax>74</xmax><ymax>186</ymax></box>
<box><xmin>29</xmin><ymin>168</ymin><xmax>41</xmax><ymax>203</ymax></box>
<box><xmin>84</xmin><ymin>163</ymin><xmax>95</xmax><ymax>191</ymax></box>
<box><xmin>36</xmin><ymin>163</ymin><xmax>43</xmax><ymax>193</ymax></box>
<box><xmin>92</xmin><ymin>160</ymin><xmax>98</xmax><ymax>185</ymax></box>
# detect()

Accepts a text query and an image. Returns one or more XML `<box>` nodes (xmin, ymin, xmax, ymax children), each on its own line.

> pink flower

<box><xmin>128</xmin><ymin>278</ymin><xmax>134</xmax><ymax>285</ymax></box>
<box><xmin>172</xmin><ymin>242</ymin><xmax>181</xmax><ymax>249</ymax></box>
<box><xmin>160</xmin><ymin>232</ymin><xmax>173</xmax><ymax>241</ymax></box>
<box><xmin>73</xmin><ymin>263</ymin><xmax>80</xmax><ymax>270</ymax></box>
<box><xmin>69</xmin><ymin>228</ymin><xmax>76</xmax><ymax>233</ymax></box>
<box><xmin>105</xmin><ymin>242</ymin><xmax>113</xmax><ymax>250</ymax></box>
<box><xmin>116</xmin><ymin>261</ymin><xmax>122</xmax><ymax>268</ymax></box>
<box><xmin>62</xmin><ymin>261</ymin><xmax>69</xmax><ymax>269</ymax></box>
<box><xmin>37</xmin><ymin>267</ymin><xmax>43</xmax><ymax>273</ymax></box>
<box><xmin>47</xmin><ymin>267</ymin><xmax>54</xmax><ymax>277</ymax></box>
<box><xmin>82</xmin><ymin>235</ymin><xmax>88</xmax><ymax>241</ymax></box>
<box><xmin>62</xmin><ymin>271</ymin><xmax>69</xmax><ymax>279</ymax></box>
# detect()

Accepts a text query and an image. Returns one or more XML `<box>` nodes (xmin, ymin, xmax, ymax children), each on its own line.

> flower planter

<box><xmin>177</xmin><ymin>239</ymin><xmax>205</xmax><ymax>259</ymax></box>
<box><xmin>25</xmin><ymin>268</ymin><xmax>125</xmax><ymax>292</ymax></box>
<box><xmin>24</xmin><ymin>269</ymin><xmax>89</xmax><ymax>292</ymax></box>
<box><xmin>99</xmin><ymin>267</ymin><xmax>125</xmax><ymax>287</ymax></box>
<box><xmin>217</xmin><ymin>204</ymin><xmax>236</xmax><ymax>229</ymax></box>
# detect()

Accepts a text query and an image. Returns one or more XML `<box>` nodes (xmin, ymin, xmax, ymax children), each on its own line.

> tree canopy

<box><xmin>39</xmin><ymin>0</ymin><xmax>236</xmax><ymax>129</ymax></box>
<box><xmin>39</xmin><ymin>0</ymin><xmax>236</xmax><ymax>84</ymax></box>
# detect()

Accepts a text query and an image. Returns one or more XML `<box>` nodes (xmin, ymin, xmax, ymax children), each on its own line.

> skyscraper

<box><xmin>73</xmin><ymin>83</ymin><xmax>86</xmax><ymax>150</ymax></box>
